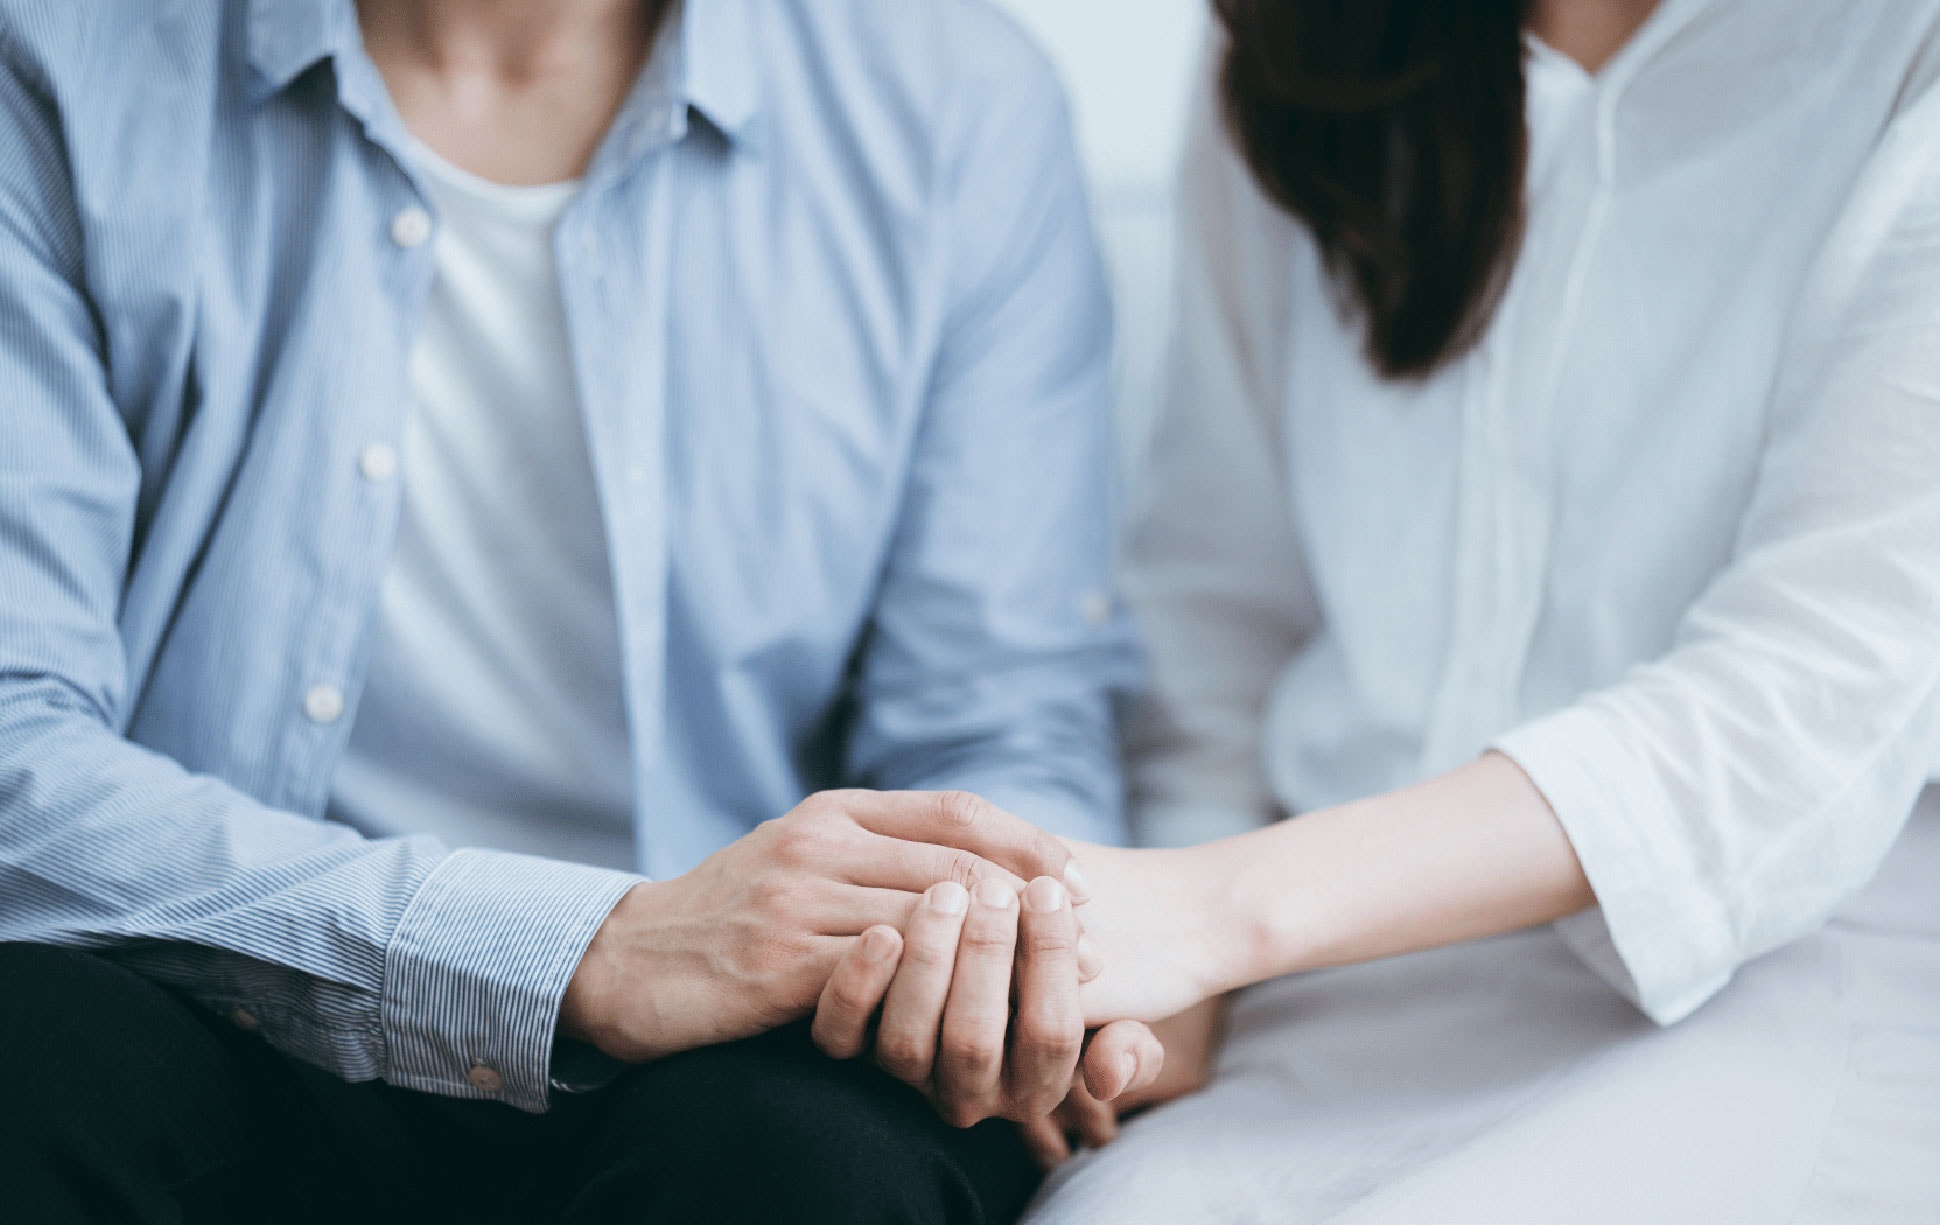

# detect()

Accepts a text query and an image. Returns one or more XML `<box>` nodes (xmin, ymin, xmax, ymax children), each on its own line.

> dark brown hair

<box><xmin>1215</xmin><ymin>0</ymin><xmax>1530</xmax><ymax>379</ymax></box>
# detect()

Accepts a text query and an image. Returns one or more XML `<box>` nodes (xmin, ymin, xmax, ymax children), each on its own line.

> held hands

<box><xmin>808</xmin><ymin>872</ymin><xmax>1163</xmax><ymax>1159</ymax></box>
<box><xmin>811</xmin><ymin>838</ymin><xmax>1245</xmax><ymax>1165</ymax></box>
<box><xmin>560</xmin><ymin>790</ymin><xmax>1088</xmax><ymax>1063</ymax></box>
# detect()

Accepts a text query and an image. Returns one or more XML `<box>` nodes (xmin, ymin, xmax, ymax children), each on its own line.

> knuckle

<box><xmin>827</xmin><ymin>976</ymin><xmax>878</xmax><ymax>1017</ymax></box>
<box><xmin>772</xmin><ymin>822</ymin><xmax>833</xmax><ymax>869</ymax></box>
<box><xmin>875</xmin><ymin>1036</ymin><xmax>930</xmax><ymax>1081</ymax></box>
<box><xmin>941</xmin><ymin>1033</ymin><xmax>1002</xmax><ymax>1080</ymax></box>
<box><xmin>899</xmin><ymin>932</ymin><xmax>955</xmax><ymax>971</ymax></box>
<box><xmin>1021</xmin><ymin>921</ymin><xmax>1077</xmax><ymax>958</ymax></box>
<box><xmin>747</xmin><ymin>871</ymin><xmax>800</xmax><ymax>914</ymax></box>
<box><xmin>1017</xmin><ymin>1006</ymin><xmax>1082</xmax><ymax>1059</ymax></box>
<box><xmin>945</xmin><ymin>850</ymin><xmax>986</xmax><ymax>890</ymax></box>
<box><xmin>811</xmin><ymin>1021</ymin><xmax>856</xmax><ymax>1060</ymax></box>
<box><xmin>1027</xmin><ymin>831</ymin><xmax>1067</xmax><ymax>873</ymax></box>
<box><xmin>933</xmin><ymin>790</ymin><xmax>987</xmax><ymax>833</ymax></box>
<box><xmin>958</xmin><ymin>923</ymin><xmax>1015</xmax><ymax>955</ymax></box>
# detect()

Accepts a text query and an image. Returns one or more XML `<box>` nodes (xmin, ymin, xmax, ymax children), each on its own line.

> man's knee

<box><xmin>0</xmin><ymin>944</ymin><xmax>252</xmax><ymax>1217</ymax></box>
<box><xmin>571</xmin><ymin>1028</ymin><xmax>1038</xmax><ymax>1225</ymax></box>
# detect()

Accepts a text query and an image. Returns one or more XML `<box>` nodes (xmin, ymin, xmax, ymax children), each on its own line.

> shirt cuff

<box><xmin>380</xmin><ymin>848</ymin><xmax>643</xmax><ymax>1113</ymax></box>
<box><xmin>1492</xmin><ymin>706</ymin><xmax>1736</xmax><ymax>1026</ymax></box>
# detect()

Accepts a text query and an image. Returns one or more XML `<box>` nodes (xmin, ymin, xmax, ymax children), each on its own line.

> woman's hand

<box><xmin>1062</xmin><ymin>840</ymin><xmax>1251</xmax><ymax>1027</ymax></box>
<box><xmin>1018</xmin><ymin>996</ymin><xmax>1228</xmax><ymax>1166</ymax></box>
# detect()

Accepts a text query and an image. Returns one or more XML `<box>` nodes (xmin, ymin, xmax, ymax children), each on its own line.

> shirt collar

<box><xmin>245</xmin><ymin>0</ymin><xmax>349</xmax><ymax>101</ymax></box>
<box><xmin>244</xmin><ymin>0</ymin><xmax>762</xmax><ymax>148</ymax></box>
<box><xmin>681</xmin><ymin>0</ymin><xmax>762</xmax><ymax>145</ymax></box>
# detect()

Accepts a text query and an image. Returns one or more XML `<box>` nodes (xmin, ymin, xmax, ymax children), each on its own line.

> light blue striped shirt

<box><xmin>0</xmin><ymin>0</ymin><xmax>1134</xmax><ymax>1112</ymax></box>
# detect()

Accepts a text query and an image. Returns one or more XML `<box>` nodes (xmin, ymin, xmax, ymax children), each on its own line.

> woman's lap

<box><xmin>1028</xmin><ymin>795</ymin><xmax>1940</xmax><ymax>1225</ymax></box>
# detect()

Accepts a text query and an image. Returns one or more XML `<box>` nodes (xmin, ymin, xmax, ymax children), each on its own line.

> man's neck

<box><xmin>356</xmin><ymin>0</ymin><xmax>674</xmax><ymax>185</ymax></box>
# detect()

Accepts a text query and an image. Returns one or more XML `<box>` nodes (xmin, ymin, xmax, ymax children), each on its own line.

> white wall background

<box><xmin>987</xmin><ymin>0</ymin><xmax>1209</xmax><ymax>474</ymax></box>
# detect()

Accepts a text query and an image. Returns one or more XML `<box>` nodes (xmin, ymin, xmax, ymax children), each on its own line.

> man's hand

<box><xmin>560</xmin><ymin>790</ymin><xmax>1087</xmax><ymax>1063</ymax></box>
<box><xmin>810</xmin><ymin>873</ymin><xmax>1164</xmax><ymax>1147</ymax></box>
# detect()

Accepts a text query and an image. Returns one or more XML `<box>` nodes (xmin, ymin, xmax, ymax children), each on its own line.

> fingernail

<box><xmin>1117</xmin><ymin>1050</ymin><xmax>1137</xmax><ymax>1091</ymax></box>
<box><xmin>974</xmin><ymin>878</ymin><xmax>1017</xmax><ymax>910</ymax></box>
<box><xmin>1023</xmin><ymin>876</ymin><xmax>1066</xmax><ymax>913</ymax></box>
<box><xmin>928</xmin><ymin>881</ymin><xmax>969</xmax><ymax>915</ymax></box>
<box><xmin>1062</xmin><ymin>861</ymin><xmax>1094</xmax><ymax>904</ymax></box>
<box><xmin>861</xmin><ymin>927</ymin><xmax>898</xmax><ymax>962</ymax></box>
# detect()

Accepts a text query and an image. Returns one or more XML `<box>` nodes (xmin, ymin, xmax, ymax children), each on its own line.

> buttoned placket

<box><xmin>551</xmin><ymin>95</ymin><xmax>692</xmax><ymax>878</ymax></box>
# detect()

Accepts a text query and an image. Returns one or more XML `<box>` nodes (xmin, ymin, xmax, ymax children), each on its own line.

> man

<box><xmin>0</xmin><ymin>0</ymin><xmax>1154</xmax><ymax>1220</ymax></box>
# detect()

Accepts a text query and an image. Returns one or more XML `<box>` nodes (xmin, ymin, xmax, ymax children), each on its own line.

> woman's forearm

<box><xmin>1205</xmin><ymin>752</ymin><xmax>1596</xmax><ymax>990</ymax></box>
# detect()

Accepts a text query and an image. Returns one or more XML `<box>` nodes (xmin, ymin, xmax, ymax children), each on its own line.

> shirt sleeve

<box><xmin>839</xmin><ymin>19</ymin><xmax>1140</xmax><ymax>846</ymax></box>
<box><xmin>1494</xmin><ymin>84</ymin><xmax>1940</xmax><ymax>1025</ymax></box>
<box><xmin>1120</xmin><ymin>46</ymin><xmax>1323</xmax><ymax>850</ymax></box>
<box><xmin>0</xmin><ymin>38</ymin><xmax>640</xmax><ymax>1114</ymax></box>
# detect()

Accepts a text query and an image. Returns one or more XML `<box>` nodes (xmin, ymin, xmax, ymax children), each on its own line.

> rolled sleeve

<box><xmin>382</xmin><ymin>849</ymin><xmax>641</xmax><ymax>1112</ymax></box>
<box><xmin>1495</xmin><ymin>711</ymin><xmax>1737</xmax><ymax>1024</ymax></box>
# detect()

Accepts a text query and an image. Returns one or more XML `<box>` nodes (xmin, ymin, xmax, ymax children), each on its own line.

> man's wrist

<box><xmin>382</xmin><ymin>849</ymin><xmax>643</xmax><ymax>1113</ymax></box>
<box><xmin>559</xmin><ymin>878</ymin><xmax>678</xmax><ymax>1062</ymax></box>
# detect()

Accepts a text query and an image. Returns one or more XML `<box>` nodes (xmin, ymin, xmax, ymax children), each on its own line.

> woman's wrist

<box><xmin>1172</xmin><ymin>837</ymin><xmax>1282</xmax><ymax>997</ymax></box>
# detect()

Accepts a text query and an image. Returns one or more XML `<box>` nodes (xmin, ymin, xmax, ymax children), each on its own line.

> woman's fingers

<box><xmin>1018</xmin><ymin>1113</ymin><xmax>1073</xmax><ymax>1171</ymax></box>
<box><xmin>1005</xmin><ymin>877</ymin><xmax>1085</xmax><ymax>1118</ymax></box>
<box><xmin>810</xmin><ymin>925</ymin><xmax>903</xmax><ymax>1060</ymax></box>
<box><xmin>1081</xmin><ymin>1019</ymin><xmax>1166</xmax><ymax>1101</ymax></box>
<box><xmin>933</xmin><ymin>877</ymin><xmax>1021</xmax><ymax>1126</ymax></box>
<box><xmin>873</xmin><ymin>881</ymin><xmax>970</xmax><ymax>1086</ymax></box>
<box><xmin>1059</xmin><ymin>1080</ymin><xmax>1119</xmax><ymax>1150</ymax></box>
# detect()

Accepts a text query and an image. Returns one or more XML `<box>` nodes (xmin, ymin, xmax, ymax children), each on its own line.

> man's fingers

<box><xmin>811</xmin><ymin>926</ymin><xmax>903</xmax><ymax>1060</ymax></box>
<box><xmin>1018</xmin><ymin>1114</ymin><xmax>1072</xmax><ymax>1171</ymax></box>
<box><xmin>1081</xmin><ymin>1020</ymin><xmax>1165</xmax><ymax>1101</ymax></box>
<box><xmin>831</xmin><ymin>790</ymin><xmax>1090</xmax><ymax>904</ymax></box>
<box><xmin>874</xmin><ymin>881</ymin><xmax>970</xmax><ymax>1086</ymax></box>
<box><xmin>844</xmin><ymin>829</ymin><xmax>1027</xmax><ymax>897</ymax></box>
<box><xmin>1005</xmin><ymin>877</ymin><xmax>1084</xmax><ymax>1117</ymax></box>
<box><xmin>934</xmin><ymin>877</ymin><xmax>1020</xmax><ymax>1126</ymax></box>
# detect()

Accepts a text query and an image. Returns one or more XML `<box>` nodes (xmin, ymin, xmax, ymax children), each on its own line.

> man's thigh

<box><xmin>0</xmin><ymin>944</ymin><xmax>352</xmax><ymax>1224</ymax></box>
<box><xmin>0</xmin><ymin>947</ymin><xmax>1038</xmax><ymax>1225</ymax></box>
<box><xmin>552</xmin><ymin>1022</ymin><xmax>1041</xmax><ymax>1225</ymax></box>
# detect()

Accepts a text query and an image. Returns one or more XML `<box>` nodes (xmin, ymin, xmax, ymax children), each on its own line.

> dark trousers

<box><xmin>0</xmin><ymin>944</ymin><xmax>1040</xmax><ymax>1225</ymax></box>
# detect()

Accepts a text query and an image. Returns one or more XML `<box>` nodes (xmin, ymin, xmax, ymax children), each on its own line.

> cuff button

<box><xmin>466</xmin><ymin>1064</ymin><xmax>504</xmax><ymax>1095</ymax></box>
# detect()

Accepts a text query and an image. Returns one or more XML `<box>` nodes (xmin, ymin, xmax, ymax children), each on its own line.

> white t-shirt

<box><xmin>329</xmin><ymin>143</ymin><xmax>636</xmax><ymax>871</ymax></box>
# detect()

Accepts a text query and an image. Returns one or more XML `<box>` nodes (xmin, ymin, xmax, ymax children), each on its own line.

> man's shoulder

<box><xmin>1</xmin><ymin>0</ymin><xmax>233</xmax><ymax>103</ymax></box>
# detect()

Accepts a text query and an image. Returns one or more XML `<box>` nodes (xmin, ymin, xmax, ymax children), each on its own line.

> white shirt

<box><xmin>329</xmin><ymin>144</ymin><xmax>636</xmax><ymax>871</ymax></box>
<box><xmin>1127</xmin><ymin>0</ymin><xmax>1940</xmax><ymax>1025</ymax></box>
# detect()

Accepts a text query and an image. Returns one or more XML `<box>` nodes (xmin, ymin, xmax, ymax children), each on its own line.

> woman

<box><xmin>820</xmin><ymin>0</ymin><xmax>1940</xmax><ymax>1216</ymax></box>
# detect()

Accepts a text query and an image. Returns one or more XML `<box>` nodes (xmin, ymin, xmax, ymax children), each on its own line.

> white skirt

<box><xmin>1027</xmin><ymin>788</ymin><xmax>1940</xmax><ymax>1225</ymax></box>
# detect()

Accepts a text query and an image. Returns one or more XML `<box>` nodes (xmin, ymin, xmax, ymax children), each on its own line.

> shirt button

<box><xmin>390</xmin><ymin>206</ymin><xmax>433</xmax><ymax>249</ymax></box>
<box><xmin>303</xmin><ymin>684</ymin><xmax>345</xmax><ymax>725</ymax></box>
<box><xmin>1081</xmin><ymin>592</ymin><xmax>1115</xmax><ymax>626</ymax></box>
<box><xmin>358</xmin><ymin>442</ymin><xmax>398</xmax><ymax>483</ymax></box>
<box><xmin>230</xmin><ymin>1007</ymin><xmax>259</xmax><ymax>1031</ymax></box>
<box><xmin>466</xmin><ymin>1064</ymin><xmax>504</xmax><ymax>1095</ymax></box>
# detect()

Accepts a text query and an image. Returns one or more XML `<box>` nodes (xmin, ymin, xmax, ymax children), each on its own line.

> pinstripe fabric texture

<box><xmin>0</xmin><ymin>0</ymin><xmax>1134</xmax><ymax>1112</ymax></box>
